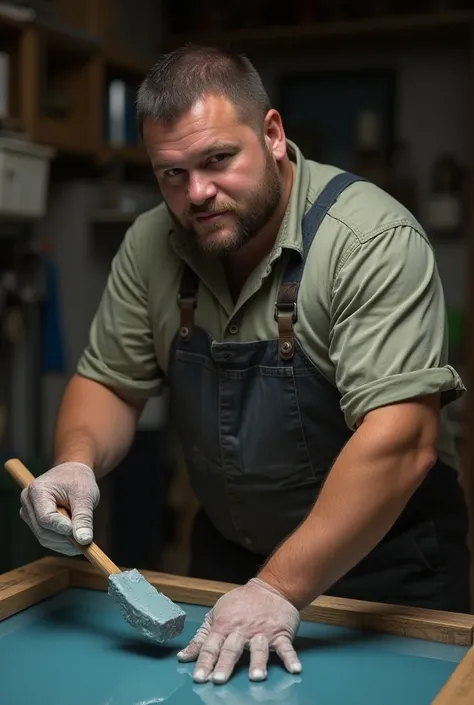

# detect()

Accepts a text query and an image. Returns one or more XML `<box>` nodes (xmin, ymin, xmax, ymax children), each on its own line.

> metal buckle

<box><xmin>273</xmin><ymin>302</ymin><xmax>297</xmax><ymax>322</ymax></box>
<box><xmin>177</xmin><ymin>293</ymin><xmax>197</xmax><ymax>308</ymax></box>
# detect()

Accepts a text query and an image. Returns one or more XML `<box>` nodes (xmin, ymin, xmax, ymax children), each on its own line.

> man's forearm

<box><xmin>258</xmin><ymin>400</ymin><xmax>439</xmax><ymax>609</ymax></box>
<box><xmin>54</xmin><ymin>374</ymin><xmax>144</xmax><ymax>477</ymax></box>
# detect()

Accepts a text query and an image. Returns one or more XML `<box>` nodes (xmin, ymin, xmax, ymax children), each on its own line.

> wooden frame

<box><xmin>0</xmin><ymin>557</ymin><xmax>473</xmax><ymax>704</ymax></box>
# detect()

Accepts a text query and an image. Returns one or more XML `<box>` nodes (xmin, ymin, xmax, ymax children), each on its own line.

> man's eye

<box><xmin>164</xmin><ymin>168</ymin><xmax>183</xmax><ymax>179</ymax></box>
<box><xmin>208</xmin><ymin>153</ymin><xmax>231</xmax><ymax>165</ymax></box>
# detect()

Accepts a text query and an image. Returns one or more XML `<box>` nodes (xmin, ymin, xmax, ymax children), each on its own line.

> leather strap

<box><xmin>274</xmin><ymin>281</ymin><xmax>298</xmax><ymax>360</ymax></box>
<box><xmin>274</xmin><ymin>172</ymin><xmax>364</xmax><ymax>360</ymax></box>
<box><xmin>177</xmin><ymin>265</ymin><xmax>199</xmax><ymax>341</ymax></box>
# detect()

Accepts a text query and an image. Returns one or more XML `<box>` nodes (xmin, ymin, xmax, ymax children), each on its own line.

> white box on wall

<box><xmin>0</xmin><ymin>138</ymin><xmax>55</xmax><ymax>220</ymax></box>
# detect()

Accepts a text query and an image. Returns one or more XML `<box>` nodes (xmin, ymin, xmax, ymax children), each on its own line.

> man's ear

<box><xmin>263</xmin><ymin>109</ymin><xmax>287</xmax><ymax>162</ymax></box>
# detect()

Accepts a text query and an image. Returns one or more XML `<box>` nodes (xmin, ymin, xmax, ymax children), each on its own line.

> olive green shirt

<box><xmin>78</xmin><ymin>141</ymin><xmax>465</xmax><ymax>470</ymax></box>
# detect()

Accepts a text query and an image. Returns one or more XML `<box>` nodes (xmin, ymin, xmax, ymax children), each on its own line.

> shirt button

<box><xmin>228</xmin><ymin>324</ymin><xmax>239</xmax><ymax>335</ymax></box>
<box><xmin>243</xmin><ymin>536</ymin><xmax>253</xmax><ymax>547</ymax></box>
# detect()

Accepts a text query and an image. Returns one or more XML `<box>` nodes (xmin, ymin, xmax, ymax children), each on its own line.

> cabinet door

<box><xmin>0</xmin><ymin>151</ymin><xmax>47</xmax><ymax>217</ymax></box>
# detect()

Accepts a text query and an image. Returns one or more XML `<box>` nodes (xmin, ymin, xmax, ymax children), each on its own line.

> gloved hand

<box><xmin>19</xmin><ymin>462</ymin><xmax>100</xmax><ymax>556</ymax></box>
<box><xmin>177</xmin><ymin>577</ymin><xmax>302</xmax><ymax>684</ymax></box>
<box><xmin>177</xmin><ymin>664</ymin><xmax>301</xmax><ymax>704</ymax></box>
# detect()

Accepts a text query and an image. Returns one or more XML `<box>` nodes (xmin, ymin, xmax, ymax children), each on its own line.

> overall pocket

<box><xmin>218</xmin><ymin>364</ymin><xmax>315</xmax><ymax>483</ymax></box>
<box><xmin>168</xmin><ymin>349</ymin><xmax>222</xmax><ymax>462</ymax></box>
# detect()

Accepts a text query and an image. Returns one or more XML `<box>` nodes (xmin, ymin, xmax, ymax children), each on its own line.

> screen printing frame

<box><xmin>0</xmin><ymin>556</ymin><xmax>473</xmax><ymax>704</ymax></box>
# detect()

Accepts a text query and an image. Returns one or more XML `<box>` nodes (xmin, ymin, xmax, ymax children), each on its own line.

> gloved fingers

<box><xmin>19</xmin><ymin>506</ymin><xmax>81</xmax><ymax>556</ymax></box>
<box><xmin>210</xmin><ymin>632</ymin><xmax>246</xmax><ymax>684</ymax></box>
<box><xmin>192</xmin><ymin>631</ymin><xmax>227</xmax><ymax>683</ymax></box>
<box><xmin>248</xmin><ymin>634</ymin><xmax>270</xmax><ymax>681</ymax></box>
<box><xmin>22</xmin><ymin>485</ymin><xmax>72</xmax><ymax>537</ymax></box>
<box><xmin>176</xmin><ymin>642</ymin><xmax>201</xmax><ymax>663</ymax></box>
<box><xmin>177</xmin><ymin>611</ymin><xmax>213</xmax><ymax>662</ymax></box>
<box><xmin>272</xmin><ymin>635</ymin><xmax>302</xmax><ymax>675</ymax></box>
<box><xmin>69</xmin><ymin>491</ymin><xmax>95</xmax><ymax>545</ymax></box>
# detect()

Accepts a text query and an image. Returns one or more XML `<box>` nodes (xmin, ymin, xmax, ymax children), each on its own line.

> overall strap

<box><xmin>275</xmin><ymin>172</ymin><xmax>364</xmax><ymax>360</ymax></box>
<box><xmin>177</xmin><ymin>265</ymin><xmax>199</xmax><ymax>341</ymax></box>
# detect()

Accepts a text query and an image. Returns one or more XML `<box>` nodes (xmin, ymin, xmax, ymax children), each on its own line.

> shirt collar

<box><xmin>268</xmin><ymin>139</ymin><xmax>310</xmax><ymax>261</ymax></box>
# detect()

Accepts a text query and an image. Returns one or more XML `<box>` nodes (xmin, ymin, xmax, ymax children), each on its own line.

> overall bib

<box><xmin>168</xmin><ymin>173</ymin><xmax>470</xmax><ymax>612</ymax></box>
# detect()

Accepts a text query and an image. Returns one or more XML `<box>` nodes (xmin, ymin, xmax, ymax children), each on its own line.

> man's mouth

<box><xmin>194</xmin><ymin>212</ymin><xmax>227</xmax><ymax>223</ymax></box>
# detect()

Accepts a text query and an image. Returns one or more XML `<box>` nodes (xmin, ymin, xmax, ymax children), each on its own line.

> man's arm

<box><xmin>175</xmin><ymin>223</ymin><xmax>465</xmax><ymax>686</ymax></box>
<box><xmin>177</xmin><ymin>398</ymin><xmax>440</xmax><ymax>685</ymax></box>
<box><xmin>258</xmin><ymin>394</ymin><xmax>439</xmax><ymax>608</ymax></box>
<box><xmin>53</xmin><ymin>374</ymin><xmax>145</xmax><ymax>478</ymax></box>
<box><xmin>259</xmin><ymin>222</ymin><xmax>461</xmax><ymax>607</ymax></box>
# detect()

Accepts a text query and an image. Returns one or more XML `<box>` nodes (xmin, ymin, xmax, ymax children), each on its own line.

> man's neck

<box><xmin>223</xmin><ymin>159</ymin><xmax>295</xmax><ymax>301</ymax></box>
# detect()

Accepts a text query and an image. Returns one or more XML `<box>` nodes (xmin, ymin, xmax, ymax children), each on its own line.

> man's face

<box><xmin>143</xmin><ymin>95</ymin><xmax>283</xmax><ymax>255</ymax></box>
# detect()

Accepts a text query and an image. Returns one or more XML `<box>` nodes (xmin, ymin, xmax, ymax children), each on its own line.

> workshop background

<box><xmin>0</xmin><ymin>0</ymin><xmax>473</xmax><ymax>603</ymax></box>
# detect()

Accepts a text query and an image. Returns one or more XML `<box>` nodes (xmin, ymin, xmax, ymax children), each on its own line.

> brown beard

<box><xmin>168</xmin><ymin>148</ymin><xmax>282</xmax><ymax>255</ymax></box>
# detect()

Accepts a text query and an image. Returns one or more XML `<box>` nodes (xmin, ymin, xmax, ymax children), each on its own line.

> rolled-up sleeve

<box><xmin>329</xmin><ymin>225</ymin><xmax>465</xmax><ymax>429</ymax></box>
<box><xmin>77</xmin><ymin>224</ymin><xmax>164</xmax><ymax>398</ymax></box>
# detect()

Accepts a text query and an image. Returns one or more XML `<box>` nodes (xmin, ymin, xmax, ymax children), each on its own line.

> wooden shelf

<box><xmin>38</xmin><ymin>21</ymin><xmax>101</xmax><ymax>59</ymax></box>
<box><xmin>32</xmin><ymin>30</ymin><xmax>102</xmax><ymax>155</ymax></box>
<box><xmin>0</xmin><ymin>10</ymin><xmax>33</xmax><ymax>36</ymax></box>
<box><xmin>0</xmin><ymin>19</ymin><xmax>29</xmax><ymax>38</ymax></box>
<box><xmin>45</xmin><ymin>0</ymin><xmax>102</xmax><ymax>37</ymax></box>
<box><xmin>0</xmin><ymin>10</ymin><xmax>149</xmax><ymax>163</ymax></box>
<box><xmin>165</xmin><ymin>10</ymin><xmax>474</xmax><ymax>53</ymax></box>
<box><xmin>0</xmin><ymin>15</ymin><xmax>103</xmax><ymax>155</ymax></box>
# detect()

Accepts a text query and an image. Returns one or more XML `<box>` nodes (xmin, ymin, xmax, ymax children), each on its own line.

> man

<box><xmin>20</xmin><ymin>45</ymin><xmax>470</xmax><ymax>685</ymax></box>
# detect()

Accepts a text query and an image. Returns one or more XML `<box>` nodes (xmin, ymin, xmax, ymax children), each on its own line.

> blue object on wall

<box><xmin>103</xmin><ymin>78</ymin><xmax>139</xmax><ymax>146</ymax></box>
<box><xmin>42</xmin><ymin>259</ymin><xmax>66</xmax><ymax>373</ymax></box>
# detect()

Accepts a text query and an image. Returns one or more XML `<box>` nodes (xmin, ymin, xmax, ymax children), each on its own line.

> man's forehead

<box><xmin>150</xmin><ymin>139</ymin><xmax>241</xmax><ymax>170</ymax></box>
<box><xmin>145</xmin><ymin>94</ymin><xmax>246</xmax><ymax>137</ymax></box>
<box><xmin>150</xmin><ymin>95</ymin><xmax>241</xmax><ymax>134</ymax></box>
<box><xmin>145</xmin><ymin>118</ymin><xmax>252</xmax><ymax>170</ymax></box>
<box><xmin>190</xmin><ymin>94</ymin><xmax>237</xmax><ymax>120</ymax></box>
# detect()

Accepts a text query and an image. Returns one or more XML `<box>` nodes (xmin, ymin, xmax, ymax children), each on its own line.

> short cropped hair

<box><xmin>136</xmin><ymin>44</ymin><xmax>271</xmax><ymax>135</ymax></box>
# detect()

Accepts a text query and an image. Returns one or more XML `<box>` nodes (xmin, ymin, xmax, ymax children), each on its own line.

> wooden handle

<box><xmin>4</xmin><ymin>458</ymin><xmax>121</xmax><ymax>578</ymax></box>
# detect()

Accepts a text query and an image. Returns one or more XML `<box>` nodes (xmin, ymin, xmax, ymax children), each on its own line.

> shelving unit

<box><xmin>164</xmin><ymin>9</ymin><xmax>474</xmax><ymax>53</ymax></box>
<box><xmin>0</xmin><ymin>1</ymin><xmax>149</xmax><ymax>165</ymax></box>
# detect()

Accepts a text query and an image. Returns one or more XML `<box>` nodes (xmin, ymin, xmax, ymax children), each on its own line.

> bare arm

<box><xmin>53</xmin><ymin>373</ymin><xmax>145</xmax><ymax>477</ymax></box>
<box><xmin>258</xmin><ymin>395</ymin><xmax>440</xmax><ymax>609</ymax></box>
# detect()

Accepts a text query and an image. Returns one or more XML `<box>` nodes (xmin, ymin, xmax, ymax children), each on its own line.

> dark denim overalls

<box><xmin>168</xmin><ymin>173</ymin><xmax>470</xmax><ymax>612</ymax></box>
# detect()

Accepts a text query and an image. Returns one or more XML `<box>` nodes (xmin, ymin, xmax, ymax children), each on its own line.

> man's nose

<box><xmin>187</xmin><ymin>172</ymin><xmax>217</xmax><ymax>204</ymax></box>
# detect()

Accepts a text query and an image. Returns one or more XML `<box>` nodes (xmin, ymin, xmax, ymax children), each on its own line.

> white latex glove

<box><xmin>19</xmin><ymin>462</ymin><xmax>100</xmax><ymax>556</ymax></box>
<box><xmin>177</xmin><ymin>578</ymin><xmax>302</xmax><ymax>684</ymax></box>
